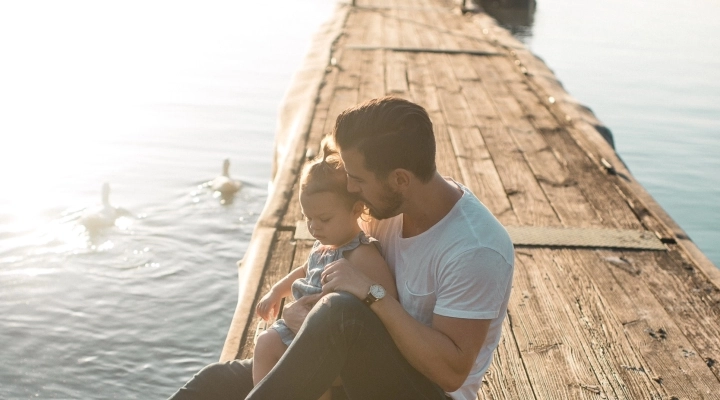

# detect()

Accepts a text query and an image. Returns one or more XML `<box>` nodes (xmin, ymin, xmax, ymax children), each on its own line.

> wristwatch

<box><xmin>363</xmin><ymin>284</ymin><xmax>386</xmax><ymax>306</ymax></box>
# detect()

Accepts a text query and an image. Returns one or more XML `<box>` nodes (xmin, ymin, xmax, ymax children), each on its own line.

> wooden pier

<box><xmin>220</xmin><ymin>0</ymin><xmax>720</xmax><ymax>398</ymax></box>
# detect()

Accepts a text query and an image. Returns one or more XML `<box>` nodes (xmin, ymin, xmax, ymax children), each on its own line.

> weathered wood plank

<box><xmin>386</xmin><ymin>50</ymin><xmax>409</xmax><ymax>94</ymax></box>
<box><xmin>424</xmin><ymin>52</ymin><xmax>461</xmax><ymax>92</ymax></box>
<box><xmin>485</xmin><ymin>55</ymin><xmax>643</xmax><ymax>231</ymax></box>
<box><xmin>362</xmin><ymin>7</ymin><xmax>384</xmax><ymax>49</ymax></box>
<box><xmin>410</xmin><ymin>54</ymin><xmax>512</xmax><ymax>220</ymax></box>
<box><xmin>412</xmin><ymin>53</ymin><xmax>463</xmax><ymax>179</ymax></box>
<box><xmin>479</xmin><ymin>316</ymin><xmax>537</xmax><ymax>400</ymax></box>
<box><xmin>475</xmin><ymin>37</ymin><xmax>720</xmax><ymax>393</ymax></box>
<box><xmin>304</xmin><ymin>52</ymin><xmax>341</xmax><ymax>154</ymax></box>
<box><xmin>531</xmin><ymin>249</ymin><xmax>666</xmax><ymax>399</ymax></box>
<box><xmin>280</xmin><ymin>179</ymin><xmax>302</xmax><ymax>229</ymax></box>
<box><xmin>500</xmin><ymin>33</ymin><xmax>720</xmax><ymax>291</ymax></box>
<box><xmin>459</xmin><ymin>57</ymin><xmax>560</xmax><ymax>227</ymax></box>
<box><xmin>429</xmin><ymin>110</ymin><xmax>464</xmax><ymax>179</ymax></box>
<box><xmin>580</xmin><ymin>248</ymin><xmax>720</xmax><ymax>395</ymax></box>
<box><xmin>383</xmin><ymin>0</ymin><xmax>402</xmax><ymax>49</ymax></box>
<box><xmin>335</xmin><ymin>49</ymin><xmax>362</xmax><ymax>91</ymax></box>
<box><xmin>239</xmin><ymin>231</ymin><xmax>296</xmax><ymax>359</ymax></box>
<box><xmin>398</xmin><ymin>6</ymin><xmax>423</xmax><ymax>49</ymax></box>
<box><xmin>446</xmin><ymin>52</ymin><xmax>479</xmax><ymax>83</ymax></box>
<box><xmin>412</xmin><ymin>6</ymin><xmax>444</xmax><ymax>51</ymax></box>
<box><xmin>319</xmin><ymin>47</ymin><xmax>362</xmax><ymax>149</ymax></box>
<box><xmin>447</xmin><ymin>125</ymin><xmax>517</xmax><ymax>224</ymax></box>
<box><xmin>466</xmin><ymin>58</ymin><xmax>603</xmax><ymax>228</ymax></box>
<box><xmin>508</xmin><ymin>251</ymin><xmax>603</xmax><ymax>399</ymax></box>
<box><xmin>343</xmin><ymin>7</ymin><xmax>367</xmax><ymax>48</ymax></box>
<box><xmin>358</xmin><ymin>49</ymin><xmax>386</xmax><ymax>102</ymax></box>
<box><xmin>406</xmin><ymin>53</ymin><xmax>441</xmax><ymax>113</ymax></box>
<box><xmin>438</xmin><ymin>6</ymin><xmax>500</xmax><ymax>54</ymax></box>
<box><xmin>629</xmin><ymin>249</ymin><xmax>720</xmax><ymax>381</ymax></box>
<box><xmin>434</xmin><ymin>6</ymin><xmax>484</xmax><ymax>52</ymax></box>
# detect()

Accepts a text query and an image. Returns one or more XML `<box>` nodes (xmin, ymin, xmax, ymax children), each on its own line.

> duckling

<box><xmin>80</xmin><ymin>183</ymin><xmax>128</xmax><ymax>231</ymax></box>
<box><xmin>211</xmin><ymin>159</ymin><xmax>242</xmax><ymax>196</ymax></box>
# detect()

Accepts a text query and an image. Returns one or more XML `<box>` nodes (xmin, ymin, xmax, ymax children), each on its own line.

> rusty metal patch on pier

<box><xmin>295</xmin><ymin>222</ymin><xmax>666</xmax><ymax>250</ymax></box>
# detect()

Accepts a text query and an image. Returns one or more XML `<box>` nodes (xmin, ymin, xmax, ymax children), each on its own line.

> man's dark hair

<box><xmin>332</xmin><ymin>96</ymin><xmax>436</xmax><ymax>182</ymax></box>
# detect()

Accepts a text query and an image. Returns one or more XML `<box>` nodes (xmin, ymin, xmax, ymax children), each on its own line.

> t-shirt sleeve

<box><xmin>433</xmin><ymin>247</ymin><xmax>513</xmax><ymax>320</ymax></box>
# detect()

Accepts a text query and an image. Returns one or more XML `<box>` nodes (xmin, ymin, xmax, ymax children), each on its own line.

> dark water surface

<box><xmin>0</xmin><ymin>0</ymin><xmax>717</xmax><ymax>399</ymax></box>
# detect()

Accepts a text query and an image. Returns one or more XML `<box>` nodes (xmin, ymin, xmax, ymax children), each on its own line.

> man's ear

<box><xmin>389</xmin><ymin>169</ymin><xmax>412</xmax><ymax>191</ymax></box>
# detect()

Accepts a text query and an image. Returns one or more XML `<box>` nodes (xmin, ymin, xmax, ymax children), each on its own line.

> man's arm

<box><xmin>373</xmin><ymin>297</ymin><xmax>490</xmax><ymax>391</ymax></box>
<box><xmin>320</xmin><ymin>260</ymin><xmax>491</xmax><ymax>392</ymax></box>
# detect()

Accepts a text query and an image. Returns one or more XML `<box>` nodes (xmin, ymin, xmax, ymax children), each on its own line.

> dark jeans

<box><xmin>169</xmin><ymin>292</ymin><xmax>449</xmax><ymax>400</ymax></box>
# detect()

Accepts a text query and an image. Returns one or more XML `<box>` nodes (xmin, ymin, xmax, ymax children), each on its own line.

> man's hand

<box><xmin>320</xmin><ymin>258</ymin><xmax>373</xmax><ymax>300</ymax></box>
<box><xmin>282</xmin><ymin>293</ymin><xmax>323</xmax><ymax>333</ymax></box>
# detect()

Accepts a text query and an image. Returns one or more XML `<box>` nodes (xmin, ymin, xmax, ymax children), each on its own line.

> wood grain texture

<box><xmin>223</xmin><ymin>1</ymin><xmax>720</xmax><ymax>398</ymax></box>
<box><xmin>238</xmin><ymin>231</ymin><xmax>296</xmax><ymax>360</ymax></box>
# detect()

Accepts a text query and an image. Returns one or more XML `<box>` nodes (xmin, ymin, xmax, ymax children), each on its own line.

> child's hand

<box><xmin>256</xmin><ymin>290</ymin><xmax>282</xmax><ymax>321</ymax></box>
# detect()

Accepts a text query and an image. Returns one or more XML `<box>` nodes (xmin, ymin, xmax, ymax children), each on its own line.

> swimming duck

<box><xmin>80</xmin><ymin>183</ymin><xmax>127</xmax><ymax>231</ymax></box>
<box><xmin>211</xmin><ymin>159</ymin><xmax>242</xmax><ymax>196</ymax></box>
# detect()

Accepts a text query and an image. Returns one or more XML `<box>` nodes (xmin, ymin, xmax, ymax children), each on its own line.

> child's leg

<box><xmin>252</xmin><ymin>329</ymin><xmax>288</xmax><ymax>386</ymax></box>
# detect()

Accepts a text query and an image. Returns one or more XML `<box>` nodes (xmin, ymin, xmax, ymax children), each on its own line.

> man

<box><xmin>170</xmin><ymin>97</ymin><xmax>514</xmax><ymax>400</ymax></box>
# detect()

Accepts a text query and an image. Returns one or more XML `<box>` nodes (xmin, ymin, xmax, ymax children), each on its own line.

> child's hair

<box><xmin>300</xmin><ymin>139</ymin><xmax>361</xmax><ymax>210</ymax></box>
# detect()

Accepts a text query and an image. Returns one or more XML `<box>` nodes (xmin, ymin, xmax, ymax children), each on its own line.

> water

<box><xmin>1</xmin><ymin>1</ymin><xmax>717</xmax><ymax>399</ymax></box>
<box><xmin>484</xmin><ymin>0</ymin><xmax>720</xmax><ymax>266</ymax></box>
<box><xmin>0</xmin><ymin>1</ymin><xmax>335</xmax><ymax>399</ymax></box>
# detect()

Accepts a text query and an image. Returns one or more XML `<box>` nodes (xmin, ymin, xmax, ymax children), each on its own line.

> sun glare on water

<box><xmin>0</xmin><ymin>1</ymin><xmax>263</xmax><ymax>240</ymax></box>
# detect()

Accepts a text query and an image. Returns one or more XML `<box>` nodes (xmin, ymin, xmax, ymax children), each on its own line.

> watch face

<box><xmin>369</xmin><ymin>284</ymin><xmax>385</xmax><ymax>299</ymax></box>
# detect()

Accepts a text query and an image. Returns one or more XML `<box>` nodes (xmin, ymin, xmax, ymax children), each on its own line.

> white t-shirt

<box><xmin>360</xmin><ymin>181</ymin><xmax>514</xmax><ymax>400</ymax></box>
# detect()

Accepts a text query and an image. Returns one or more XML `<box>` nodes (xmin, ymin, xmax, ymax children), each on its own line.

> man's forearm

<box><xmin>370</xmin><ymin>297</ymin><xmax>488</xmax><ymax>392</ymax></box>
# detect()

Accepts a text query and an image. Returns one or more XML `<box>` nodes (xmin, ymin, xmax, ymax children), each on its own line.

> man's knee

<box><xmin>318</xmin><ymin>291</ymin><xmax>365</xmax><ymax>313</ymax></box>
<box><xmin>310</xmin><ymin>291</ymin><xmax>376</xmax><ymax>328</ymax></box>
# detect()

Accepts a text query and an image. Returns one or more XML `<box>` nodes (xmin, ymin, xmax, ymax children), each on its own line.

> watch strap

<box><xmin>363</xmin><ymin>292</ymin><xmax>378</xmax><ymax>306</ymax></box>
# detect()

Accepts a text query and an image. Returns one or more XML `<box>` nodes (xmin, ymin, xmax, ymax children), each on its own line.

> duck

<box><xmin>80</xmin><ymin>183</ymin><xmax>128</xmax><ymax>231</ymax></box>
<box><xmin>211</xmin><ymin>159</ymin><xmax>242</xmax><ymax>196</ymax></box>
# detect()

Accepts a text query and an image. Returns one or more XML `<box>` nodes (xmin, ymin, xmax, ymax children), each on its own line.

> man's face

<box><xmin>340</xmin><ymin>148</ymin><xmax>403</xmax><ymax>220</ymax></box>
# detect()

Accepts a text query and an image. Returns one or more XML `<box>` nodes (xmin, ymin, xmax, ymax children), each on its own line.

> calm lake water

<box><xmin>0</xmin><ymin>0</ymin><xmax>717</xmax><ymax>399</ymax></box>
<box><xmin>0</xmin><ymin>1</ymin><xmax>335</xmax><ymax>399</ymax></box>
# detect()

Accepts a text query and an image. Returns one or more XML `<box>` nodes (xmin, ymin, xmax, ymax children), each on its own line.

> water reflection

<box><xmin>475</xmin><ymin>0</ymin><xmax>536</xmax><ymax>42</ymax></box>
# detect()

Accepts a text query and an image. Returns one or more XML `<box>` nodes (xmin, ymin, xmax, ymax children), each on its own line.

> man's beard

<box><xmin>364</xmin><ymin>184</ymin><xmax>403</xmax><ymax>220</ymax></box>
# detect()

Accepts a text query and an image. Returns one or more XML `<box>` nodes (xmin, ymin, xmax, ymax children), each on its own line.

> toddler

<box><xmin>252</xmin><ymin>144</ymin><xmax>397</xmax><ymax>399</ymax></box>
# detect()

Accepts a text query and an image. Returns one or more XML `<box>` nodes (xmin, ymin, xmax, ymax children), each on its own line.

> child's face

<box><xmin>299</xmin><ymin>191</ymin><xmax>361</xmax><ymax>247</ymax></box>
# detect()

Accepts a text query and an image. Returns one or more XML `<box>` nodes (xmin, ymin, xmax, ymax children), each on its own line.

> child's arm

<box><xmin>256</xmin><ymin>263</ymin><xmax>307</xmax><ymax>321</ymax></box>
<box><xmin>344</xmin><ymin>244</ymin><xmax>398</xmax><ymax>300</ymax></box>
